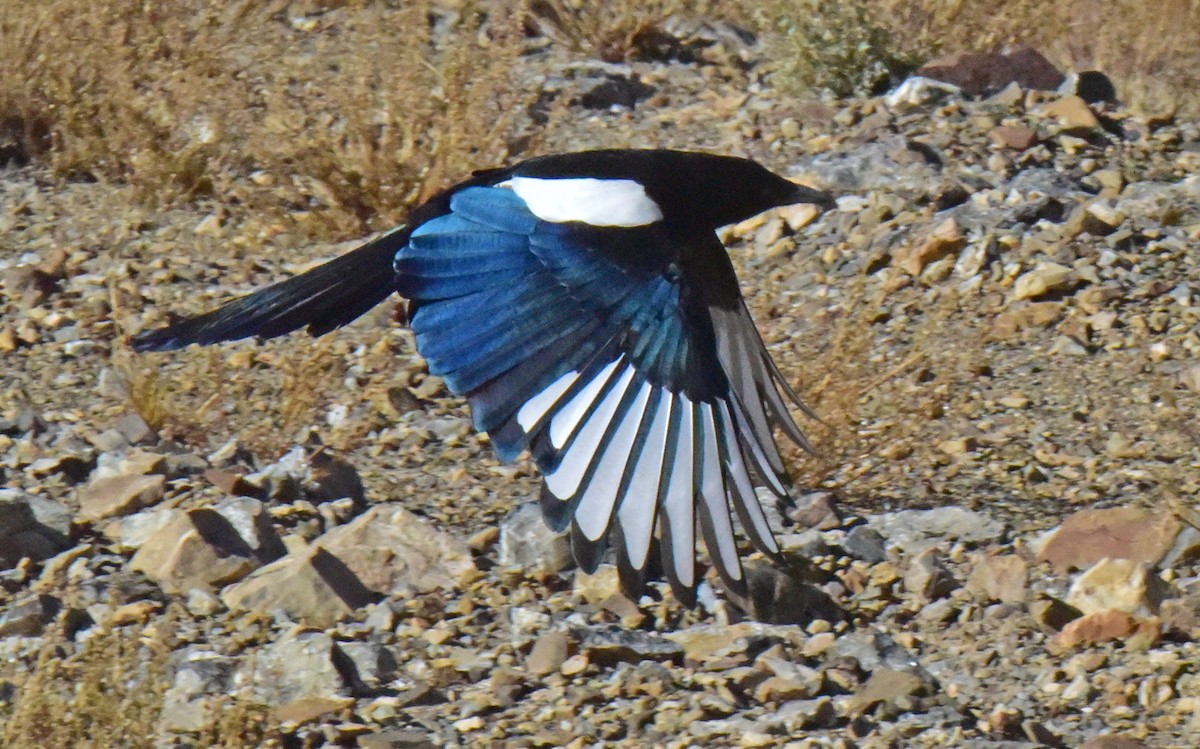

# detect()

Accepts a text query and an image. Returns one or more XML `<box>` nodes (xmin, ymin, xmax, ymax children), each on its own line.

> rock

<box><xmin>894</xmin><ymin>218</ymin><xmax>967</xmax><ymax>276</ymax></box>
<box><xmin>110</xmin><ymin>507</ymin><xmax>181</xmax><ymax>549</ymax></box>
<box><xmin>271</xmin><ymin>696</ymin><xmax>354</xmax><ymax>725</ymax></box>
<box><xmin>989</xmin><ymin>303</ymin><xmax>1063</xmax><ymax>339</ymax></box>
<box><xmin>0</xmin><ymin>594</ymin><xmax>60</xmax><ymax>637</ymax></box>
<box><xmin>966</xmin><ymin>554</ymin><xmax>1029</xmax><ymax>604</ymax></box>
<box><xmin>665</xmin><ymin>623</ymin><xmax>760</xmax><ymax>665</ymax></box>
<box><xmin>14</xmin><ymin>491</ymin><xmax>70</xmax><ymax>537</ymax></box>
<box><xmin>755</xmin><ymin>654</ymin><xmax>824</xmax><ymax>702</ymax></box>
<box><xmin>1160</xmin><ymin>596</ymin><xmax>1200</xmax><ymax>639</ymax></box>
<box><xmin>577</xmin><ymin>624</ymin><xmax>683</xmax><ymax>665</ymax></box>
<box><xmin>498</xmin><ymin>502</ymin><xmax>572</xmax><ymax>574</ymax></box>
<box><xmin>1082</xmin><ymin>201</ymin><xmax>1127</xmax><ymax>234</ymax></box>
<box><xmin>834</xmin><ymin>631</ymin><xmax>933</xmax><ymax>679</ymax></box>
<box><xmin>1066</xmin><ymin>559</ymin><xmax>1170</xmax><ymax>616</ymax></box>
<box><xmin>1012</xmin><ymin>262</ymin><xmax>1079</xmax><ymax>300</ymax></box>
<box><xmin>803</xmin><ymin>135</ymin><xmax>939</xmax><ymax>194</ymax></box>
<box><xmin>1055</xmin><ymin>610</ymin><xmax>1160</xmax><ymax>650</ymax></box>
<box><xmin>184</xmin><ymin>588</ymin><xmax>223</xmax><ymax>617</ymax></box>
<box><xmin>1079</xmin><ymin>736</ymin><xmax>1149</xmax><ymax>749</ymax></box>
<box><xmin>334</xmin><ymin>641</ymin><xmax>398</xmax><ymax>693</ymax></box>
<box><xmin>526</xmin><ymin>629</ymin><xmax>573</xmax><ymax>676</ymax></box>
<box><xmin>308</xmin><ymin>450</ymin><xmax>365</xmax><ymax>504</ymax></box>
<box><xmin>916</xmin><ymin>48</ymin><xmax>1064</xmax><ymax>95</ymax></box>
<box><xmin>243</xmin><ymin>631</ymin><xmax>347</xmax><ymax>706</ymax></box>
<box><xmin>745</xmin><ymin>563</ymin><xmax>844</xmax><ymax>625</ymax></box>
<box><xmin>3</xmin><ymin>264</ymin><xmax>61</xmax><ymax>307</ymax></box>
<box><xmin>842</xmin><ymin>525</ymin><xmax>887</xmax><ymax>563</ymax></box>
<box><xmin>1036</xmin><ymin>507</ymin><xmax>1180</xmax><ymax>573</ymax></box>
<box><xmin>788</xmin><ymin>492</ymin><xmax>839</xmax><ymax>530</ymax></box>
<box><xmin>884</xmin><ymin>76</ymin><xmax>962</xmax><ymax>108</ymax></box>
<box><xmin>574</xmin><ymin>565</ymin><xmax>622</xmax><ymax>605</ymax></box>
<box><xmin>78</xmin><ymin>474</ymin><xmax>166</xmax><ymax>523</ymax></box>
<box><xmin>1030</xmin><ymin>596</ymin><xmax>1083</xmax><ymax>631</ymax></box>
<box><xmin>990</xmin><ymin>125</ymin><xmax>1038</xmax><ymax>150</ymax></box>
<box><xmin>904</xmin><ymin>549</ymin><xmax>957</xmax><ymax>601</ymax></box>
<box><xmin>867</xmin><ymin>507</ymin><xmax>1005</xmax><ymax>554</ymax></box>
<box><xmin>129</xmin><ymin>508</ymin><xmax>270</xmax><ymax>594</ymax></box>
<box><xmin>777</xmin><ymin>203</ymin><xmax>822</xmax><ymax>232</ymax></box>
<box><xmin>314</xmin><ymin>504</ymin><xmax>473</xmax><ymax>596</ymax></box>
<box><xmin>1037</xmin><ymin>94</ymin><xmax>1100</xmax><ymax>131</ymax></box>
<box><xmin>844</xmin><ymin>668</ymin><xmax>928</xmax><ymax>718</ymax></box>
<box><xmin>220</xmin><ymin>545</ymin><xmax>375</xmax><ymax>628</ymax></box>
<box><xmin>213</xmin><ymin>497</ymin><xmax>286</xmax><ymax>559</ymax></box>
<box><xmin>159</xmin><ymin>648</ymin><xmax>239</xmax><ymax>733</ymax></box>
<box><xmin>0</xmin><ymin>489</ymin><xmax>71</xmax><ymax>565</ymax></box>
<box><xmin>357</xmin><ymin>729</ymin><xmax>436</xmax><ymax>749</ymax></box>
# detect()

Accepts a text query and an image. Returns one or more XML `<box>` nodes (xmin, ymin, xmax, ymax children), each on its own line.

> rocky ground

<box><xmin>4</xmin><ymin>10</ymin><xmax>1200</xmax><ymax>749</ymax></box>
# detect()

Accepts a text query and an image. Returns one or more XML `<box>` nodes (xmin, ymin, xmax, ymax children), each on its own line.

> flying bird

<box><xmin>132</xmin><ymin>149</ymin><xmax>834</xmax><ymax>605</ymax></box>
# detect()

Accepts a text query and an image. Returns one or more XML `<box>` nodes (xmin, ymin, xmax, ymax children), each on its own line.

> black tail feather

<box><xmin>130</xmin><ymin>227</ymin><xmax>406</xmax><ymax>352</ymax></box>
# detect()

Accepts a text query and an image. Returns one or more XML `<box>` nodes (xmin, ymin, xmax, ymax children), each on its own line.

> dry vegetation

<box><xmin>0</xmin><ymin>0</ymin><xmax>541</xmax><ymax>240</ymax></box>
<box><xmin>3</xmin><ymin>619</ymin><xmax>172</xmax><ymax>748</ymax></box>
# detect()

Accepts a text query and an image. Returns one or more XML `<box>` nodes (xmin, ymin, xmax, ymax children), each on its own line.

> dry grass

<box><xmin>0</xmin><ymin>0</ymin><xmax>542</xmax><ymax>241</ymax></box>
<box><xmin>530</xmin><ymin>0</ymin><xmax>743</xmax><ymax>62</ymax></box>
<box><xmin>761</xmin><ymin>0</ymin><xmax>919</xmax><ymax>98</ymax></box>
<box><xmin>1</xmin><ymin>620</ymin><xmax>171</xmax><ymax>748</ymax></box>
<box><xmin>0</xmin><ymin>610</ymin><xmax>276</xmax><ymax>749</ymax></box>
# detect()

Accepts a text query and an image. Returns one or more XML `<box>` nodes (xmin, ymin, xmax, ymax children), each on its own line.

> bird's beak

<box><xmin>789</xmin><ymin>181</ymin><xmax>837</xmax><ymax>212</ymax></box>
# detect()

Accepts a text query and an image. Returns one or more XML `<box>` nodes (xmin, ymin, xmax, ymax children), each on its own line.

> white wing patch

<box><xmin>618</xmin><ymin>391</ymin><xmax>672</xmax><ymax>569</ymax></box>
<box><xmin>574</xmin><ymin>380</ymin><xmax>653</xmax><ymax>541</ymax></box>
<box><xmin>507</xmin><ymin>176</ymin><xmax>664</xmax><ymax>227</ymax></box>
<box><xmin>545</xmin><ymin>364</ymin><xmax>636</xmax><ymax>499</ymax></box>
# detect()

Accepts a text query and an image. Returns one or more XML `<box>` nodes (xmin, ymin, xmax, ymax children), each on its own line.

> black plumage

<box><xmin>132</xmin><ymin>148</ymin><xmax>834</xmax><ymax>604</ymax></box>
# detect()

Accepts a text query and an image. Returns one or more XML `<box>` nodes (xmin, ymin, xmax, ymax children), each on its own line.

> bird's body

<box><xmin>132</xmin><ymin>149</ymin><xmax>833</xmax><ymax>604</ymax></box>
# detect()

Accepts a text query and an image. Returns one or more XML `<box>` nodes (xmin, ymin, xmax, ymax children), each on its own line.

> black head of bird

<box><xmin>132</xmin><ymin>149</ymin><xmax>834</xmax><ymax>607</ymax></box>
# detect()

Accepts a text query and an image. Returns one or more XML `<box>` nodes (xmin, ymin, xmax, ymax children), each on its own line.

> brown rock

<box><xmin>527</xmin><ymin>630</ymin><xmax>573</xmax><ymax>676</ymax></box>
<box><xmin>78</xmin><ymin>474</ymin><xmax>166</xmax><ymax>523</ymax></box>
<box><xmin>1158</xmin><ymin>596</ymin><xmax>1200</xmax><ymax>639</ymax></box>
<box><xmin>271</xmin><ymin>696</ymin><xmax>354</xmax><ymax>725</ymax></box>
<box><xmin>1055</xmin><ymin>610</ymin><xmax>1160</xmax><ymax>649</ymax></box>
<box><xmin>314</xmin><ymin>505</ymin><xmax>474</xmax><ymax>596</ymax></box>
<box><xmin>1079</xmin><ymin>736</ymin><xmax>1149</xmax><ymax>749</ymax></box>
<box><xmin>917</xmin><ymin>48</ymin><xmax>1064</xmax><ymax>96</ymax></box>
<box><xmin>129</xmin><ymin>509</ymin><xmax>258</xmax><ymax>594</ymax></box>
<box><xmin>1037</xmin><ymin>507</ymin><xmax>1181</xmax><ymax>573</ymax></box>
<box><xmin>989</xmin><ymin>302</ymin><xmax>1063</xmax><ymax>339</ymax></box>
<box><xmin>204</xmin><ymin>469</ymin><xmax>262</xmax><ymax>498</ymax></box>
<box><xmin>1038</xmin><ymin>94</ymin><xmax>1100</xmax><ymax>130</ymax></box>
<box><xmin>3</xmin><ymin>265</ymin><xmax>60</xmax><ymax>307</ymax></box>
<box><xmin>116</xmin><ymin>449</ymin><xmax>168</xmax><ymax>476</ymax></box>
<box><xmin>1030</xmin><ymin>596</ymin><xmax>1083</xmax><ymax>631</ymax></box>
<box><xmin>845</xmin><ymin>668</ymin><xmax>926</xmax><ymax>717</ymax></box>
<box><xmin>574</xmin><ymin>565</ymin><xmax>622</xmax><ymax>605</ymax></box>
<box><xmin>1012</xmin><ymin>262</ymin><xmax>1079</xmax><ymax>301</ymax></box>
<box><xmin>989</xmin><ymin>125</ymin><xmax>1038</xmax><ymax>150</ymax></box>
<box><xmin>966</xmin><ymin>554</ymin><xmax>1029</xmax><ymax>604</ymax></box>
<box><xmin>1066</xmin><ymin>558</ymin><xmax>1170</xmax><ymax>616</ymax></box>
<box><xmin>753</xmin><ymin>674</ymin><xmax>822</xmax><ymax>703</ymax></box>
<box><xmin>904</xmin><ymin>549</ymin><xmax>957</xmax><ymax>601</ymax></box>
<box><xmin>894</xmin><ymin>218</ymin><xmax>966</xmax><ymax>276</ymax></box>
<box><xmin>220</xmin><ymin>544</ymin><xmax>375</xmax><ymax>628</ymax></box>
<box><xmin>789</xmin><ymin>493</ymin><xmax>839</xmax><ymax>530</ymax></box>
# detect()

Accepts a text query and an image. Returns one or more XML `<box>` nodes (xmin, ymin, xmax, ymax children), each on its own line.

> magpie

<box><xmin>131</xmin><ymin>149</ymin><xmax>834</xmax><ymax>605</ymax></box>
